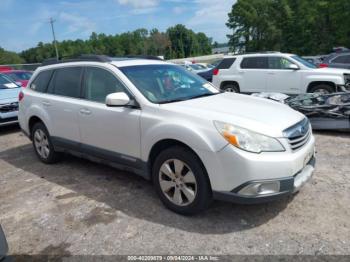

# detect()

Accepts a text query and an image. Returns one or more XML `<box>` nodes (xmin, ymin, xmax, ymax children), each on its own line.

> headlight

<box><xmin>214</xmin><ymin>121</ymin><xmax>285</xmax><ymax>153</ymax></box>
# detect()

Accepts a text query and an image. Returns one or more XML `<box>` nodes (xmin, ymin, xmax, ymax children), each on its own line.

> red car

<box><xmin>1</xmin><ymin>70</ymin><xmax>33</xmax><ymax>87</ymax></box>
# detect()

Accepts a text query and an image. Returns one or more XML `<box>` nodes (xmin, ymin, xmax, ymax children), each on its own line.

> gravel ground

<box><xmin>0</xmin><ymin>125</ymin><xmax>349</xmax><ymax>256</ymax></box>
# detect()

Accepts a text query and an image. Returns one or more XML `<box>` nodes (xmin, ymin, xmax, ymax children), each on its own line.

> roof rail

<box><xmin>41</xmin><ymin>54</ymin><xmax>112</xmax><ymax>66</ymax></box>
<box><xmin>241</xmin><ymin>51</ymin><xmax>281</xmax><ymax>55</ymax></box>
<box><xmin>123</xmin><ymin>55</ymin><xmax>163</xmax><ymax>61</ymax></box>
<box><xmin>41</xmin><ymin>54</ymin><xmax>163</xmax><ymax>66</ymax></box>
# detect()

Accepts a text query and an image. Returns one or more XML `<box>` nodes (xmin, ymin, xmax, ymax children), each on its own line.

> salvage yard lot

<box><xmin>0</xmin><ymin>125</ymin><xmax>349</xmax><ymax>255</ymax></box>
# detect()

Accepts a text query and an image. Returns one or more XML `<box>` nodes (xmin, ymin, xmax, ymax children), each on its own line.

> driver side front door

<box><xmin>78</xmin><ymin>66</ymin><xmax>142</xmax><ymax>168</ymax></box>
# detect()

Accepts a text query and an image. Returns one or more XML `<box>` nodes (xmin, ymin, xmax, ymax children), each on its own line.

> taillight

<box><xmin>319</xmin><ymin>63</ymin><xmax>329</xmax><ymax>68</ymax></box>
<box><xmin>18</xmin><ymin>91</ymin><xmax>24</xmax><ymax>101</ymax></box>
<box><xmin>213</xmin><ymin>68</ymin><xmax>219</xmax><ymax>75</ymax></box>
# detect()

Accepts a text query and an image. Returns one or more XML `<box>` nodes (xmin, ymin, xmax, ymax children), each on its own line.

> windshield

<box><xmin>119</xmin><ymin>64</ymin><xmax>219</xmax><ymax>104</ymax></box>
<box><xmin>0</xmin><ymin>74</ymin><xmax>20</xmax><ymax>89</ymax></box>
<box><xmin>292</xmin><ymin>56</ymin><xmax>317</xmax><ymax>68</ymax></box>
<box><xmin>6</xmin><ymin>71</ymin><xmax>32</xmax><ymax>81</ymax></box>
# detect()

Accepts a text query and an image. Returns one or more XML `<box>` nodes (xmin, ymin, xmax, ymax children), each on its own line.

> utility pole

<box><xmin>49</xmin><ymin>17</ymin><xmax>59</xmax><ymax>60</ymax></box>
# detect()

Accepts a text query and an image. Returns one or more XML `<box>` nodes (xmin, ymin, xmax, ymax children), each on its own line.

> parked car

<box><xmin>212</xmin><ymin>52</ymin><xmax>350</xmax><ymax>94</ymax></box>
<box><xmin>0</xmin><ymin>73</ymin><xmax>21</xmax><ymax>127</ymax></box>
<box><xmin>0</xmin><ymin>225</ymin><xmax>8</xmax><ymax>261</ymax></box>
<box><xmin>180</xmin><ymin>64</ymin><xmax>208</xmax><ymax>73</ymax></box>
<box><xmin>302</xmin><ymin>56</ymin><xmax>323</xmax><ymax>66</ymax></box>
<box><xmin>1</xmin><ymin>70</ymin><xmax>33</xmax><ymax>87</ymax></box>
<box><xmin>320</xmin><ymin>52</ymin><xmax>350</xmax><ymax>69</ymax></box>
<box><xmin>197</xmin><ymin>68</ymin><xmax>215</xmax><ymax>82</ymax></box>
<box><xmin>197</xmin><ymin>60</ymin><xmax>223</xmax><ymax>82</ymax></box>
<box><xmin>19</xmin><ymin>55</ymin><xmax>315</xmax><ymax>215</ymax></box>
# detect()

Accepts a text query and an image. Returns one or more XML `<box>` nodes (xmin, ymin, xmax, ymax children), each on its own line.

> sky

<box><xmin>0</xmin><ymin>0</ymin><xmax>235</xmax><ymax>53</ymax></box>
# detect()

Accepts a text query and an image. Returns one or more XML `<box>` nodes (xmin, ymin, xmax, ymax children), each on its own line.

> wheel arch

<box><xmin>306</xmin><ymin>81</ymin><xmax>336</xmax><ymax>92</ymax></box>
<box><xmin>220</xmin><ymin>81</ymin><xmax>240</xmax><ymax>92</ymax></box>
<box><xmin>147</xmin><ymin>138</ymin><xmax>212</xmax><ymax>189</ymax></box>
<box><xmin>28</xmin><ymin>116</ymin><xmax>45</xmax><ymax>138</ymax></box>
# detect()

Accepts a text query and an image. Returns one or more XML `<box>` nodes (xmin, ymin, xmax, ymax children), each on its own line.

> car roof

<box><xmin>36</xmin><ymin>58</ymin><xmax>173</xmax><ymax>72</ymax></box>
<box><xmin>1</xmin><ymin>70</ymin><xmax>31</xmax><ymax>73</ymax></box>
<box><xmin>224</xmin><ymin>53</ymin><xmax>296</xmax><ymax>58</ymax></box>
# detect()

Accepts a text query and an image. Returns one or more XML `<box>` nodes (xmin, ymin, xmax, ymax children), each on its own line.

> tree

<box><xmin>226</xmin><ymin>0</ymin><xmax>350</xmax><ymax>55</ymax></box>
<box><xmin>0</xmin><ymin>47</ymin><xmax>25</xmax><ymax>64</ymax></box>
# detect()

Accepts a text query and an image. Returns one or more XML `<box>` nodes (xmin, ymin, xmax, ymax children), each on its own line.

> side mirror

<box><xmin>288</xmin><ymin>64</ymin><xmax>299</xmax><ymax>70</ymax></box>
<box><xmin>106</xmin><ymin>92</ymin><xmax>130</xmax><ymax>107</ymax></box>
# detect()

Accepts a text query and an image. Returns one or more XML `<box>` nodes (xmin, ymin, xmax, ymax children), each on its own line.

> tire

<box><xmin>31</xmin><ymin>122</ymin><xmax>61</xmax><ymax>164</ymax></box>
<box><xmin>152</xmin><ymin>146</ymin><xmax>212</xmax><ymax>215</ymax></box>
<box><xmin>222</xmin><ymin>82</ymin><xmax>239</xmax><ymax>93</ymax></box>
<box><xmin>309</xmin><ymin>84</ymin><xmax>334</xmax><ymax>94</ymax></box>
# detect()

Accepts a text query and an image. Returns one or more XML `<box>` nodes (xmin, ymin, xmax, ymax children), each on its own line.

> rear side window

<box><xmin>217</xmin><ymin>58</ymin><xmax>236</xmax><ymax>69</ymax></box>
<box><xmin>30</xmin><ymin>70</ymin><xmax>53</xmax><ymax>92</ymax></box>
<box><xmin>332</xmin><ymin>55</ymin><xmax>350</xmax><ymax>64</ymax></box>
<box><xmin>240</xmin><ymin>57</ymin><xmax>268</xmax><ymax>69</ymax></box>
<box><xmin>48</xmin><ymin>67</ymin><xmax>83</xmax><ymax>98</ymax></box>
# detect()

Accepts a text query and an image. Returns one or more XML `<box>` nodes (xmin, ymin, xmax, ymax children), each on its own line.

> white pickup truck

<box><xmin>212</xmin><ymin>52</ymin><xmax>350</xmax><ymax>94</ymax></box>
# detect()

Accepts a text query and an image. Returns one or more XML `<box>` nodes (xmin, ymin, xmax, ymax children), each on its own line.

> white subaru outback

<box><xmin>212</xmin><ymin>52</ymin><xmax>350</xmax><ymax>94</ymax></box>
<box><xmin>18</xmin><ymin>55</ymin><xmax>315</xmax><ymax>215</ymax></box>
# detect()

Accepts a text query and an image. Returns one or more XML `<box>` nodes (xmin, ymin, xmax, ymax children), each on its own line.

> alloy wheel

<box><xmin>158</xmin><ymin>159</ymin><xmax>197</xmax><ymax>206</ymax></box>
<box><xmin>34</xmin><ymin>129</ymin><xmax>50</xmax><ymax>159</ymax></box>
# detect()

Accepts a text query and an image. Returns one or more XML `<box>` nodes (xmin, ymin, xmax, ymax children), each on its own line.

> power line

<box><xmin>49</xmin><ymin>17</ymin><xmax>59</xmax><ymax>60</ymax></box>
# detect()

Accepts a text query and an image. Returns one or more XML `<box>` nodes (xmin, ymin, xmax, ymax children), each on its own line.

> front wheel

<box><xmin>309</xmin><ymin>84</ymin><xmax>334</xmax><ymax>94</ymax></box>
<box><xmin>152</xmin><ymin>146</ymin><xmax>212</xmax><ymax>215</ymax></box>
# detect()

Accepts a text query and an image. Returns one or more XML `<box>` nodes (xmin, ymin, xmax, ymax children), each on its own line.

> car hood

<box><xmin>160</xmin><ymin>93</ymin><xmax>305</xmax><ymax>137</ymax></box>
<box><xmin>316</xmin><ymin>67</ymin><xmax>350</xmax><ymax>74</ymax></box>
<box><xmin>0</xmin><ymin>87</ymin><xmax>20</xmax><ymax>103</ymax></box>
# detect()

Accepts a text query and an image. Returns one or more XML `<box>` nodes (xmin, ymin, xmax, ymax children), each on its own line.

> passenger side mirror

<box><xmin>106</xmin><ymin>92</ymin><xmax>130</xmax><ymax>107</ymax></box>
<box><xmin>288</xmin><ymin>64</ymin><xmax>299</xmax><ymax>70</ymax></box>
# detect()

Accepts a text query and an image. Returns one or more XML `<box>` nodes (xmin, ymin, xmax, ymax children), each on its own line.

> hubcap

<box><xmin>159</xmin><ymin>159</ymin><xmax>197</xmax><ymax>206</ymax></box>
<box><xmin>225</xmin><ymin>87</ymin><xmax>236</xmax><ymax>93</ymax></box>
<box><xmin>34</xmin><ymin>129</ymin><xmax>50</xmax><ymax>159</ymax></box>
<box><xmin>315</xmin><ymin>88</ymin><xmax>330</xmax><ymax>94</ymax></box>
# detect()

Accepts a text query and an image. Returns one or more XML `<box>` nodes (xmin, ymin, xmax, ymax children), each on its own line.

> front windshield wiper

<box><xmin>158</xmin><ymin>98</ymin><xmax>188</xmax><ymax>104</ymax></box>
<box><xmin>188</xmin><ymin>92</ymin><xmax>220</xmax><ymax>100</ymax></box>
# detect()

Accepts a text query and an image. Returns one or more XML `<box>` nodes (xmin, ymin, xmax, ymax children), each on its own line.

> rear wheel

<box><xmin>152</xmin><ymin>146</ymin><xmax>212</xmax><ymax>215</ymax></box>
<box><xmin>222</xmin><ymin>83</ymin><xmax>239</xmax><ymax>93</ymax></box>
<box><xmin>309</xmin><ymin>84</ymin><xmax>334</xmax><ymax>94</ymax></box>
<box><xmin>31</xmin><ymin>122</ymin><xmax>61</xmax><ymax>164</ymax></box>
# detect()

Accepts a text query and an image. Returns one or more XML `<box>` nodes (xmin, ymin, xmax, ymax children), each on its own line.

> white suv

<box><xmin>212</xmin><ymin>52</ymin><xmax>350</xmax><ymax>94</ymax></box>
<box><xmin>19</xmin><ymin>55</ymin><xmax>316</xmax><ymax>215</ymax></box>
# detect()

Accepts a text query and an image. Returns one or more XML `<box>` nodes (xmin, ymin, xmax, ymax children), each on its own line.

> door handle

<box><xmin>267</xmin><ymin>72</ymin><xmax>275</xmax><ymax>75</ymax></box>
<box><xmin>42</xmin><ymin>101</ymin><xmax>51</xmax><ymax>106</ymax></box>
<box><xmin>79</xmin><ymin>108</ymin><xmax>91</xmax><ymax>115</ymax></box>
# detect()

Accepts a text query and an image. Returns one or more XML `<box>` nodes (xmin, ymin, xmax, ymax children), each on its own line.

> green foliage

<box><xmin>19</xmin><ymin>24</ymin><xmax>212</xmax><ymax>63</ymax></box>
<box><xmin>0</xmin><ymin>47</ymin><xmax>24</xmax><ymax>64</ymax></box>
<box><xmin>227</xmin><ymin>0</ymin><xmax>350</xmax><ymax>55</ymax></box>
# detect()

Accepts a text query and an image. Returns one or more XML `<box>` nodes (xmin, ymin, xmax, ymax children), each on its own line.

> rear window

<box><xmin>332</xmin><ymin>55</ymin><xmax>350</xmax><ymax>64</ymax></box>
<box><xmin>217</xmin><ymin>58</ymin><xmax>236</xmax><ymax>69</ymax></box>
<box><xmin>240</xmin><ymin>57</ymin><xmax>268</xmax><ymax>69</ymax></box>
<box><xmin>30</xmin><ymin>70</ymin><xmax>53</xmax><ymax>93</ymax></box>
<box><xmin>48</xmin><ymin>67</ymin><xmax>82</xmax><ymax>98</ymax></box>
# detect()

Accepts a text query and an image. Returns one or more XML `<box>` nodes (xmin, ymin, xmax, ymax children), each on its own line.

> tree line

<box><xmin>226</xmin><ymin>0</ymin><xmax>350</xmax><ymax>55</ymax></box>
<box><xmin>0</xmin><ymin>24</ymin><xmax>212</xmax><ymax>64</ymax></box>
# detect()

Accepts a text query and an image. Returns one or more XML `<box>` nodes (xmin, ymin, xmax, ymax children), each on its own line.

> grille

<box><xmin>283</xmin><ymin>118</ymin><xmax>311</xmax><ymax>151</ymax></box>
<box><xmin>0</xmin><ymin>102</ymin><xmax>18</xmax><ymax>113</ymax></box>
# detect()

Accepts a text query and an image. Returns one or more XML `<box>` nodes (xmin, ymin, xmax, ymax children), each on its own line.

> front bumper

<box><xmin>0</xmin><ymin>111</ymin><xmax>18</xmax><ymax>127</ymax></box>
<box><xmin>213</xmin><ymin>156</ymin><xmax>315</xmax><ymax>204</ymax></box>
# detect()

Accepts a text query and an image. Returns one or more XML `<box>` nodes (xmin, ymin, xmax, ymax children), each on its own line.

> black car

<box><xmin>322</xmin><ymin>52</ymin><xmax>350</xmax><ymax>69</ymax></box>
<box><xmin>0</xmin><ymin>225</ymin><xmax>8</xmax><ymax>261</ymax></box>
<box><xmin>197</xmin><ymin>68</ymin><xmax>215</xmax><ymax>82</ymax></box>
